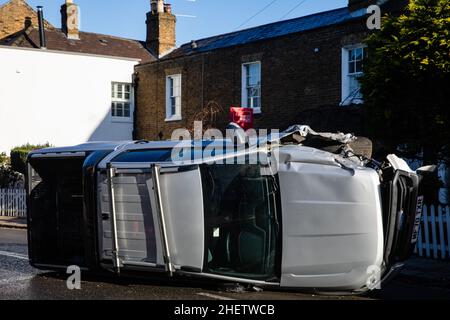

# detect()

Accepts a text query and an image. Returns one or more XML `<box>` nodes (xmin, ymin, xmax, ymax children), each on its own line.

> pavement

<box><xmin>1</xmin><ymin>228</ymin><xmax>450</xmax><ymax>300</ymax></box>
<box><xmin>397</xmin><ymin>256</ymin><xmax>450</xmax><ymax>289</ymax></box>
<box><xmin>0</xmin><ymin>216</ymin><xmax>27</xmax><ymax>229</ymax></box>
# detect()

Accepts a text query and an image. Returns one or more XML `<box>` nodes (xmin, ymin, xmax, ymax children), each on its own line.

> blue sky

<box><xmin>13</xmin><ymin>0</ymin><xmax>347</xmax><ymax>45</ymax></box>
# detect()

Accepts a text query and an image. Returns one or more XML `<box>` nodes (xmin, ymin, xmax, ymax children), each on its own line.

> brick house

<box><xmin>134</xmin><ymin>0</ymin><xmax>407</xmax><ymax>141</ymax></box>
<box><xmin>0</xmin><ymin>0</ymin><xmax>53</xmax><ymax>39</ymax></box>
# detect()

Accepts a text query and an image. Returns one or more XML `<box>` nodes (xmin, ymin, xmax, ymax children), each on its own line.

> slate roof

<box><xmin>0</xmin><ymin>26</ymin><xmax>155</xmax><ymax>62</ymax></box>
<box><xmin>164</xmin><ymin>7</ymin><xmax>363</xmax><ymax>60</ymax></box>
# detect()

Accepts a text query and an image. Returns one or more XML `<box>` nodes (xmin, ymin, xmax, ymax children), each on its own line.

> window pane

<box><xmin>117</xmin><ymin>85</ymin><xmax>123</xmax><ymax>99</ymax></box>
<box><xmin>250</xmin><ymin>87</ymin><xmax>260</xmax><ymax>98</ymax></box>
<box><xmin>169</xmin><ymin>78</ymin><xmax>174</xmax><ymax>97</ymax></box>
<box><xmin>247</xmin><ymin>63</ymin><xmax>261</xmax><ymax>86</ymax></box>
<box><xmin>111</xmin><ymin>83</ymin><xmax>115</xmax><ymax>98</ymax></box>
<box><xmin>349</xmin><ymin>61</ymin><xmax>356</xmax><ymax>74</ymax></box>
<box><xmin>124</xmin><ymin>103</ymin><xmax>130</xmax><ymax>117</ymax></box>
<box><xmin>111</xmin><ymin>102</ymin><xmax>116</xmax><ymax>116</ymax></box>
<box><xmin>171</xmin><ymin>97</ymin><xmax>176</xmax><ymax>116</ymax></box>
<box><xmin>125</xmin><ymin>85</ymin><xmax>131</xmax><ymax>93</ymax></box>
<box><xmin>253</xmin><ymin>97</ymin><xmax>260</xmax><ymax>109</ymax></box>
<box><xmin>349</xmin><ymin>49</ymin><xmax>355</xmax><ymax>62</ymax></box>
<box><xmin>355</xmin><ymin>48</ymin><xmax>363</xmax><ymax>61</ymax></box>
<box><xmin>355</xmin><ymin>60</ymin><xmax>363</xmax><ymax>73</ymax></box>
<box><xmin>175</xmin><ymin>85</ymin><xmax>181</xmax><ymax>97</ymax></box>
<box><xmin>349</xmin><ymin>75</ymin><xmax>362</xmax><ymax>98</ymax></box>
<box><xmin>117</xmin><ymin>103</ymin><xmax>123</xmax><ymax>117</ymax></box>
<box><xmin>173</xmin><ymin>75</ymin><xmax>181</xmax><ymax>88</ymax></box>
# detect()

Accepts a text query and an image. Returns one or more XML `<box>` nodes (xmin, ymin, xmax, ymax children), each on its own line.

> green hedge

<box><xmin>0</xmin><ymin>166</ymin><xmax>22</xmax><ymax>189</ymax></box>
<box><xmin>0</xmin><ymin>152</ymin><xmax>9</xmax><ymax>166</ymax></box>
<box><xmin>10</xmin><ymin>143</ymin><xmax>51</xmax><ymax>174</ymax></box>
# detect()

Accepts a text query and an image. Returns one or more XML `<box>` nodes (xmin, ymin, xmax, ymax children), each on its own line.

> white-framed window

<box><xmin>242</xmin><ymin>62</ymin><xmax>261</xmax><ymax>114</ymax></box>
<box><xmin>166</xmin><ymin>74</ymin><xmax>182</xmax><ymax>121</ymax></box>
<box><xmin>111</xmin><ymin>82</ymin><xmax>132</xmax><ymax>118</ymax></box>
<box><xmin>341</xmin><ymin>45</ymin><xmax>367</xmax><ymax>106</ymax></box>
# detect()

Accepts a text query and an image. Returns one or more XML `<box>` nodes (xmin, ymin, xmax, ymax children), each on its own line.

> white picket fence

<box><xmin>0</xmin><ymin>189</ymin><xmax>27</xmax><ymax>217</ymax></box>
<box><xmin>415</xmin><ymin>205</ymin><xmax>450</xmax><ymax>260</ymax></box>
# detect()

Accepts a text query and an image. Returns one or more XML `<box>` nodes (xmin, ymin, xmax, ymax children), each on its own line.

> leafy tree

<box><xmin>0</xmin><ymin>153</ymin><xmax>9</xmax><ymax>166</ymax></box>
<box><xmin>360</xmin><ymin>0</ymin><xmax>450</xmax><ymax>165</ymax></box>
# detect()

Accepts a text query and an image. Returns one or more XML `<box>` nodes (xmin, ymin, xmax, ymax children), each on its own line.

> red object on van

<box><xmin>229</xmin><ymin>107</ymin><xmax>254</xmax><ymax>131</ymax></box>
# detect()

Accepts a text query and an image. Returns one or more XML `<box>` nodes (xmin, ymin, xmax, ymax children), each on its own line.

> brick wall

<box><xmin>146</xmin><ymin>10</ymin><xmax>176</xmax><ymax>57</ymax></box>
<box><xmin>0</xmin><ymin>0</ymin><xmax>53</xmax><ymax>40</ymax></box>
<box><xmin>135</xmin><ymin>0</ymin><xmax>407</xmax><ymax>141</ymax></box>
<box><xmin>135</xmin><ymin>18</ymin><xmax>370</xmax><ymax>141</ymax></box>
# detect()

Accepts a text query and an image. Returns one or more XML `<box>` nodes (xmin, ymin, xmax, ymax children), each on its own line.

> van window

<box><xmin>201</xmin><ymin>163</ymin><xmax>281</xmax><ymax>281</ymax></box>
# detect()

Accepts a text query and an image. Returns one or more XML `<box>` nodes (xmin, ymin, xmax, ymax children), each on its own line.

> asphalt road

<box><xmin>1</xmin><ymin>228</ymin><xmax>449</xmax><ymax>300</ymax></box>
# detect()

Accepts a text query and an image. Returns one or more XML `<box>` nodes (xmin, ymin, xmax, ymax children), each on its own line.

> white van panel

<box><xmin>279</xmin><ymin>159</ymin><xmax>384</xmax><ymax>290</ymax></box>
<box><xmin>159</xmin><ymin>168</ymin><xmax>205</xmax><ymax>271</ymax></box>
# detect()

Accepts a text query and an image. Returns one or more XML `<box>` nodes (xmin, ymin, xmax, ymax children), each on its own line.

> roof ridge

<box><xmin>0</xmin><ymin>0</ymin><xmax>18</xmax><ymax>11</ymax></box>
<box><xmin>182</xmin><ymin>6</ymin><xmax>348</xmax><ymax>47</ymax></box>
<box><xmin>38</xmin><ymin>27</ymin><xmax>146</xmax><ymax>44</ymax></box>
<box><xmin>21</xmin><ymin>26</ymin><xmax>146</xmax><ymax>46</ymax></box>
<box><xmin>77</xmin><ymin>30</ymin><xmax>145</xmax><ymax>44</ymax></box>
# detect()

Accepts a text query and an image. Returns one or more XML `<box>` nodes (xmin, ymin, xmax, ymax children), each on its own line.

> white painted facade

<box><xmin>0</xmin><ymin>45</ymin><xmax>140</xmax><ymax>153</ymax></box>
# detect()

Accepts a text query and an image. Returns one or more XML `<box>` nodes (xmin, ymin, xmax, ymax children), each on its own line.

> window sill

<box><xmin>165</xmin><ymin>116</ymin><xmax>182</xmax><ymax>122</ymax></box>
<box><xmin>253</xmin><ymin>108</ymin><xmax>262</xmax><ymax>115</ymax></box>
<box><xmin>111</xmin><ymin>117</ymin><xmax>133</xmax><ymax>123</ymax></box>
<box><xmin>340</xmin><ymin>99</ymin><xmax>364</xmax><ymax>106</ymax></box>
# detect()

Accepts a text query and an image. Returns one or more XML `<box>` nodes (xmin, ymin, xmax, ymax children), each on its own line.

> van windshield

<box><xmin>200</xmin><ymin>163</ymin><xmax>281</xmax><ymax>281</ymax></box>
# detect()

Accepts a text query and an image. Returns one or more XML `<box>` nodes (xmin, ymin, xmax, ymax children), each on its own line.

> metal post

<box><xmin>152</xmin><ymin>164</ymin><xmax>174</xmax><ymax>276</ymax></box>
<box><xmin>107</xmin><ymin>164</ymin><xmax>123</xmax><ymax>274</ymax></box>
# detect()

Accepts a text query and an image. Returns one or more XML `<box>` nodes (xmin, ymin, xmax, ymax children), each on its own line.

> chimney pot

<box><xmin>164</xmin><ymin>4</ymin><xmax>172</xmax><ymax>14</ymax></box>
<box><xmin>61</xmin><ymin>0</ymin><xmax>80</xmax><ymax>40</ymax></box>
<box><xmin>151</xmin><ymin>0</ymin><xmax>164</xmax><ymax>13</ymax></box>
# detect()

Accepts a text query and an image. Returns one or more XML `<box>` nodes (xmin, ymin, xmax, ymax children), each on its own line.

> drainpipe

<box><xmin>37</xmin><ymin>6</ymin><xmax>46</xmax><ymax>49</ymax></box>
<box><xmin>132</xmin><ymin>72</ymin><xmax>139</xmax><ymax>140</ymax></box>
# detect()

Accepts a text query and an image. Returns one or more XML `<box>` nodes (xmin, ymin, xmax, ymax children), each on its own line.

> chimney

<box><xmin>37</xmin><ymin>6</ymin><xmax>46</xmax><ymax>49</ymax></box>
<box><xmin>61</xmin><ymin>0</ymin><xmax>80</xmax><ymax>40</ymax></box>
<box><xmin>146</xmin><ymin>0</ymin><xmax>177</xmax><ymax>57</ymax></box>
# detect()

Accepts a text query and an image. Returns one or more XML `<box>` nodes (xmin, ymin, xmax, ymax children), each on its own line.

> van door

<box><xmin>98</xmin><ymin>163</ymin><xmax>206</xmax><ymax>274</ymax></box>
<box><xmin>97</xmin><ymin>166</ymin><xmax>166</xmax><ymax>271</ymax></box>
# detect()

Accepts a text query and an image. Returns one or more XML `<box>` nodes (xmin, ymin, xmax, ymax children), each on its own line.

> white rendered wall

<box><xmin>0</xmin><ymin>46</ymin><xmax>139</xmax><ymax>153</ymax></box>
